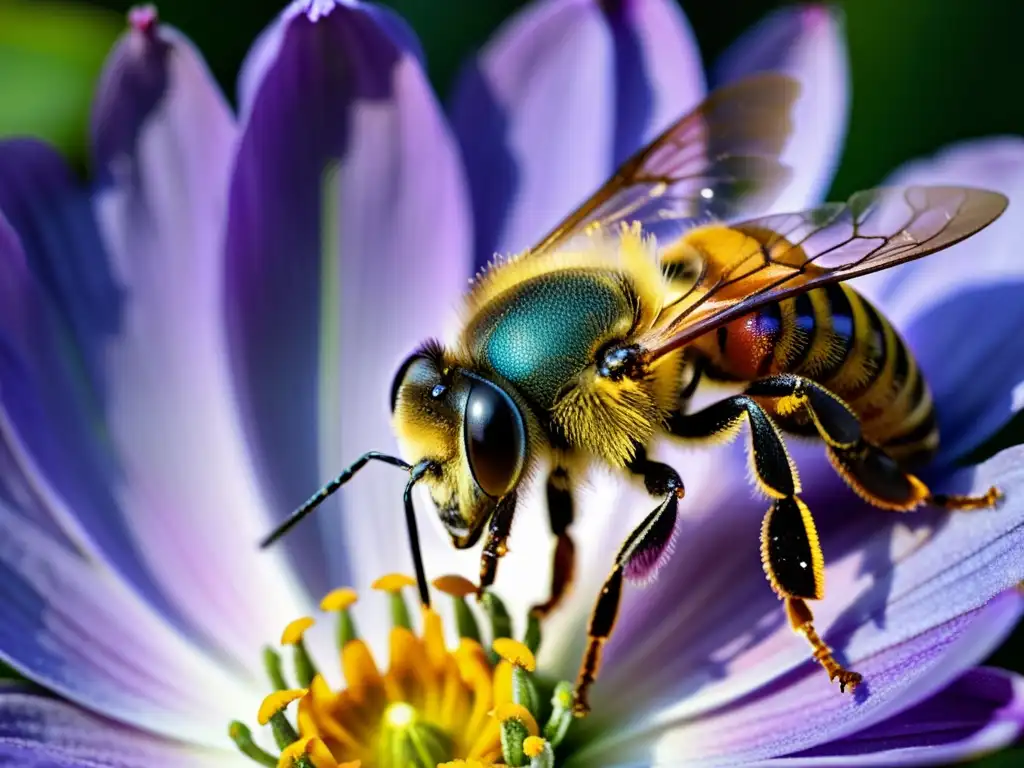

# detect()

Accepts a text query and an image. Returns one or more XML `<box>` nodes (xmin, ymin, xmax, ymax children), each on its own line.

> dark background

<box><xmin>2</xmin><ymin>0</ymin><xmax>1023</xmax><ymax>763</ymax></box>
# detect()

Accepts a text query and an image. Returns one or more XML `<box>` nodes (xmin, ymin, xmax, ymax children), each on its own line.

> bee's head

<box><xmin>390</xmin><ymin>341</ymin><xmax>528</xmax><ymax>548</ymax></box>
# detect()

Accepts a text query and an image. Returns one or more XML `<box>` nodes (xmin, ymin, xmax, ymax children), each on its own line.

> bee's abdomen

<box><xmin>703</xmin><ymin>284</ymin><xmax>938</xmax><ymax>464</ymax></box>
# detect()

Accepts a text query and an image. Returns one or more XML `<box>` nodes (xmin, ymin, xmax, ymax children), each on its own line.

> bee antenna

<box><xmin>258</xmin><ymin>451</ymin><xmax>412</xmax><ymax>549</ymax></box>
<box><xmin>259</xmin><ymin>451</ymin><xmax>438</xmax><ymax>608</ymax></box>
<box><xmin>404</xmin><ymin>459</ymin><xmax>438</xmax><ymax>607</ymax></box>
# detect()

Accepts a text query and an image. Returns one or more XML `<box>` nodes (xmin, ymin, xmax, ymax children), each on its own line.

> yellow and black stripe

<box><xmin>713</xmin><ymin>283</ymin><xmax>938</xmax><ymax>465</ymax></box>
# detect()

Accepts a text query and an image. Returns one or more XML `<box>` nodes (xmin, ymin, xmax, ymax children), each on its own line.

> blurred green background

<box><xmin>1</xmin><ymin>0</ymin><xmax>1023</xmax><ymax>763</ymax></box>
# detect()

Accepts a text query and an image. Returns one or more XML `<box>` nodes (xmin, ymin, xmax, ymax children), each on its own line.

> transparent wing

<box><xmin>529</xmin><ymin>72</ymin><xmax>800</xmax><ymax>254</ymax></box>
<box><xmin>645</xmin><ymin>185</ymin><xmax>1009</xmax><ymax>360</ymax></box>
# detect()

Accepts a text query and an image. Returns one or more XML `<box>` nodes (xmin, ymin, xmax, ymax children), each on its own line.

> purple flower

<box><xmin>0</xmin><ymin>0</ymin><xmax>1022</xmax><ymax>765</ymax></box>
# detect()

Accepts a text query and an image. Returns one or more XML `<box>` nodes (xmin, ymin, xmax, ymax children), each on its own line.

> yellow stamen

<box><xmin>278</xmin><ymin>735</ymin><xmax>359</xmax><ymax>768</ymax></box>
<box><xmin>238</xmin><ymin>582</ymin><xmax>574</xmax><ymax>768</ymax></box>
<box><xmin>492</xmin><ymin>638</ymin><xmax>536</xmax><ymax>672</ymax></box>
<box><xmin>432</xmin><ymin>575</ymin><xmax>478</xmax><ymax>598</ymax></box>
<box><xmin>523</xmin><ymin>736</ymin><xmax>546</xmax><ymax>758</ymax></box>
<box><xmin>258</xmin><ymin>689</ymin><xmax>307</xmax><ymax>725</ymax></box>
<box><xmin>493</xmin><ymin>702</ymin><xmax>540</xmax><ymax>736</ymax></box>
<box><xmin>281</xmin><ymin>617</ymin><xmax>315</xmax><ymax>646</ymax></box>
<box><xmin>371</xmin><ymin>573</ymin><xmax>416</xmax><ymax>592</ymax></box>
<box><xmin>321</xmin><ymin>587</ymin><xmax>358</xmax><ymax>611</ymax></box>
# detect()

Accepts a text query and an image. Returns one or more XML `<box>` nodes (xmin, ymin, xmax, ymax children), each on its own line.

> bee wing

<box><xmin>644</xmin><ymin>185</ymin><xmax>1009</xmax><ymax>360</ymax></box>
<box><xmin>529</xmin><ymin>73</ymin><xmax>800</xmax><ymax>254</ymax></box>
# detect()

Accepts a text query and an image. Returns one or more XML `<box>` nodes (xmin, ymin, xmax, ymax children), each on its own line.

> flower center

<box><xmin>231</xmin><ymin>574</ymin><xmax>575</xmax><ymax>768</ymax></box>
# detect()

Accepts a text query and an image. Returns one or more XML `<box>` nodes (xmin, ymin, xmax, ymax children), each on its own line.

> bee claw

<box><xmin>834</xmin><ymin>670</ymin><xmax>862</xmax><ymax>693</ymax></box>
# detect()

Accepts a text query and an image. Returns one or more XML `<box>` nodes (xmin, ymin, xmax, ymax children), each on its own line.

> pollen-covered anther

<box><xmin>278</xmin><ymin>735</ymin><xmax>358</xmax><ymax>768</ymax></box>
<box><xmin>493</xmin><ymin>638</ymin><xmax>536</xmax><ymax>672</ymax></box>
<box><xmin>320</xmin><ymin>587</ymin><xmax>358</xmax><ymax>611</ymax></box>
<box><xmin>281</xmin><ymin>617</ymin><xmax>315</xmax><ymax>645</ymax></box>
<box><xmin>523</xmin><ymin>736</ymin><xmax>546</xmax><ymax>758</ymax></box>
<box><xmin>494</xmin><ymin>702</ymin><xmax>540</xmax><ymax>735</ymax></box>
<box><xmin>371</xmin><ymin>573</ymin><xmax>417</xmax><ymax>592</ymax></box>
<box><xmin>234</xmin><ymin>580</ymin><xmax>578</xmax><ymax>767</ymax></box>
<box><xmin>259</xmin><ymin>689</ymin><xmax>308</xmax><ymax>726</ymax></box>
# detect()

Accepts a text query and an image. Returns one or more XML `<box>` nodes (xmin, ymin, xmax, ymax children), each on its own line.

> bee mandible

<box><xmin>260</xmin><ymin>73</ymin><xmax>1008</xmax><ymax>715</ymax></box>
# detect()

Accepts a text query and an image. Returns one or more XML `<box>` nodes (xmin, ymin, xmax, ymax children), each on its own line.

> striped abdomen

<box><xmin>696</xmin><ymin>283</ymin><xmax>937</xmax><ymax>464</ymax></box>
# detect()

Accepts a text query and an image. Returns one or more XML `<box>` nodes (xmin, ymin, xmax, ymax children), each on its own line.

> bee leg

<box><xmin>531</xmin><ymin>466</ymin><xmax>576</xmax><ymax>618</ymax></box>
<box><xmin>477</xmin><ymin>492</ymin><xmax>519</xmax><ymax>594</ymax></box>
<box><xmin>669</xmin><ymin>395</ymin><xmax>862</xmax><ymax>693</ymax></box>
<box><xmin>574</xmin><ymin>449</ymin><xmax>683</xmax><ymax>716</ymax></box>
<box><xmin>744</xmin><ymin>374</ymin><xmax>1002</xmax><ymax>512</ymax></box>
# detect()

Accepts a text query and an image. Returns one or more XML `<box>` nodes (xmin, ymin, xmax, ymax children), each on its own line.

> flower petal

<box><xmin>581</xmin><ymin>445</ymin><xmax>1024</xmax><ymax>751</ymax></box>
<box><xmin>768</xmin><ymin>667</ymin><xmax>1024</xmax><ymax>766</ymax></box>
<box><xmin>450</xmin><ymin>0</ymin><xmax>704</xmax><ymax>268</ymax></box>
<box><xmin>712</xmin><ymin>5</ymin><xmax>849</xmax><ymax>210</ymax></box>
<box><xmin>0</xmin><ymin>686</ymin><xmax>233</xmax><ymax>767</ymax></box>
<box><xmin>597</xmin><ymin>0</ymin><xmax>705</xmax><ymax>165</ymax></box>
<box><xmin>224</xmin><ymin>1</ymin><xmax>472</xmax><ymax>601</ymax></box>
<box><xmin>0</xmin><ymin>501</ymin><xmax>259</xmax><ymax>747</ymax></box>
<box><xmin>852</xmin><ymin>139</ymin><xmax>1024</xmax><ymax>462</ymax></box>
<box><xmin>640</xmin><ymin>593</ymin><xmax>1022</xmax><ymax>766</ymax></box>
<box><xmin>89</xmin><ymin>12</ymin><xmax>314</xmax><ymax>663</ymax></box>
<box><xmin>0</xmin><ymin>180</ymin><xmax>192</xmax><ymax>636</ymax></box>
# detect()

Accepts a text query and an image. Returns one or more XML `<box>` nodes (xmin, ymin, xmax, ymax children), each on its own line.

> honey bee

<box><xmin>261</xmin><ymin>73</ymin><xmax>1008</xmax><ymax>714</ymax></box>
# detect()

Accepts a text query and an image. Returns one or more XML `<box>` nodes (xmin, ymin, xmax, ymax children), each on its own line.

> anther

<box><xmin>279</xmin><ymin>735</ymin><xmax>348</xmax><ymax>768</ymax></box>
<box><xmin>434</xmin><ymin>575</ymin><xmax>482</xmax><ymax>641</ymax></box>
<box><xmin>281</xmin><ymin>617</ymin><xmax>319</xmax><ymax>687</ymax></box>
<box><xmin>258</xmin><ymin>689</ymin><xmax>306</xmax><ymax>749</ymax></box>
<box><xmin>494</xmin><ymin>638</ymin><xmax>540</xmax><ymax>721</ymax></box>
<box><xmin>494</xmin><ymin>702</ymin><xmax>540</xmax><ymax>736</ymax></box>
<box><xmin>320</xmin><ymin>588</ymin><xmax>359</xmax><ymax>647</ymax></box>
<box><xmin>372</xmin><ymin>573</ymin><xmax>415</xmax><ymax>629</ymax></box>
<box><xmin>493</xmin><ymin>638</ymin><xmax>536</xmax><ymax>672</ymax></box>
<box><xmin>229</xmin><ymin>721</ymin><xmax>277</xmax><ymax>767</ymax></box>
<box><xmin>523</xmin><ymin>735</ymin><xmax>554</xmax><ymax>768</ymax></box>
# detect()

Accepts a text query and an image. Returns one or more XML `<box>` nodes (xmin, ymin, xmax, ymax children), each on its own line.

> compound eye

<box><xmin>464</xmin><ymin>379</ymin><xmax>526</xmax><ymax>498</ymax></box>
<box><xmin>390</xmin><ymin>352</ymin><xmax>433</xmax><ymax>412</ymax></box>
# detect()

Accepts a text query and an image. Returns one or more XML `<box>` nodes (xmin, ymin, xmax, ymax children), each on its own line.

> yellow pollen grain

<box><xmin>492</xmin><ymin>638</ymin><xmax>536</xmax><ymax>672</ymax></box>
<box><xmin>320</xmin><ymin>587</ymin><xmax>358</xmax><ymax>611</ymax></box>
<box><xmin>523</xmin><ymin>735</ymin><xmax>547</xmax><ymax>758</ymax></box>
<box><xmin>493</xmin><ymin>702</ymin><xmax>540</xmax><ymax>735</ymax></box>
<box><xmin>258</xmin><ymin>688</ymin><xmax>307</xmax><ymax>725</ymax></box>
<box><xmin>372</xmin><ymin>573</ymin><xmax>416</xmax><ymax>592</ymax></box>
<box><xmin>278</xmin><ymin>735</ymin><xmax>352</xmax><ymax>768</ymax></box>
<box><xmin>432</xmin><ymin>574</ymin><xmax>478</xmax><ymax>598</ymax></box>
<box><xmin>281</xmin><ymin>617</ymin><xmax>315</xmax><ymax>645</ymax></box>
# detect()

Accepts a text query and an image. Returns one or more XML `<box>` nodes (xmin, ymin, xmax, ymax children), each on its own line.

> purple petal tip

<box><xmin>289</xmin><ymin>0</ymin><xmax>348</xmax><ymax>23</ymax></box>
<box><xmin>127</xmin><ymin>4</ymin><xmax>158</xmax><ymax>34</ymax></box>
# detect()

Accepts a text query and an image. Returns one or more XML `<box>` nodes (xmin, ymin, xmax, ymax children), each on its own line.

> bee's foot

<box><xmin>830</xmin><ymin>668</ymin><xmax>862</xmax><ymax>693</ymax></box>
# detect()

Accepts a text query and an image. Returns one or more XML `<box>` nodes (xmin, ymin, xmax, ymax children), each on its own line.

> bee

<box><xmin>261</xmin><ymin>73</ymin><xmax>1008</xmax><ymax>714</ymax></box>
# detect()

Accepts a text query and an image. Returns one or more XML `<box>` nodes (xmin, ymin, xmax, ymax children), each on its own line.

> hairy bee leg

<box><xmin>744</xmin><ymin>374</ymin><xmax>1002</xmax><ymax>512</ymax></box>
<box><xmin>531</xmin><ymin>466</ymin><xmax>577</xmax><ymax>618</ymax></box>
<box><xmin>574</xmin><ymin>451</ymin><xmax>683</xmax><ymax>716</ymax></box>
<box><xmin>477</xmin><ymin>493</ymin><xmax>519</xmax><ymax>593</ymax></box>
<box><xmin>669</xmin><ymin>396</ymin><xmax>862</xmax><ymax>692</ymax></box>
